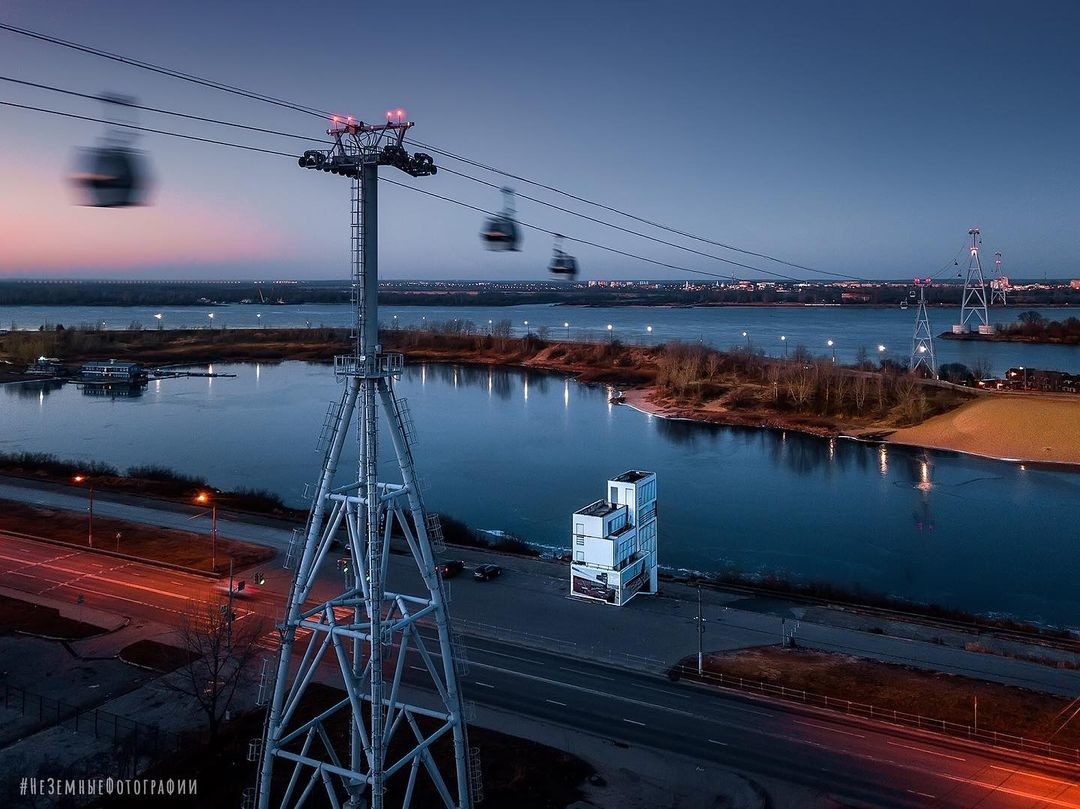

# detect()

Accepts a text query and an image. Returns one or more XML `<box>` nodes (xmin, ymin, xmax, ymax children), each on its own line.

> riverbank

<box><xmin>885</xmin><ymin>396</ymin><xmax>1080</xmax><ymax>465</ymax></box>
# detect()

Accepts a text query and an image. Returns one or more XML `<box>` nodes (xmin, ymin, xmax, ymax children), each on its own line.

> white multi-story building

<box><xmin>570</xmin><ymin>470</ymin><xmax>658</xmax><ymax>606</ymax></box>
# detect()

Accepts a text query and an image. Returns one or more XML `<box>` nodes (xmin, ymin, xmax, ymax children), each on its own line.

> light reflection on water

<box><xmin>2</xmin><ymin>360</ymin><xmax>1079</xmax><ymax>627</ymax></box>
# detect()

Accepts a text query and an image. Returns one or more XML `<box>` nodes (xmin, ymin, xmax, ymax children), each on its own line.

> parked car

<box><xmin>439</xmin><ymin>560</ymin><xmax>465</xmax><ymax>579</ymax></box>
<box><xmin>473</xmin><ymin>564</ymin><xmax>501</xmax><ymax>582</ymax></box>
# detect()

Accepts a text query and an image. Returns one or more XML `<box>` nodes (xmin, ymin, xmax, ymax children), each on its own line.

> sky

<box><xmin>0</xmin><ymin>0</ymin><xmax>1078</xmax><ymax>282</ymax></box>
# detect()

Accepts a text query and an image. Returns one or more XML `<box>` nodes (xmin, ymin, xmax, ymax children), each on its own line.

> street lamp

<box><xmin>646</xmin><ymin>325</ymin><xmax>653</xmax><ymax>335</ymax></box>
<box><xmin>393</xmin><ymin>314</ymin><xmax>399</xmax><ymax>330</ymax></box>
<box><xmin>207</xmin><ymin>312</ymin><xmax>215</xmax><ymax>329</ymax></box>
<box><xmin>256</xmin><ymin>312</ymin><xmax>262</xmax><ymax>324</ymax></box>
<box><xmin>878</xmin><ymin>344</ymin><xmax>886</xmax><ymax>353</ymax></box>
<box><xmin>195</xmin><ymin>491</ymin><xmax>217</xmax><ymax>571</ymax></box>
<box><xmin>607</xmin><ymin>323</ymin><xmax>613</xmax><ymax>342</ymax></box>
<box><xmin>742</xmin><ymin>331</ymin><xmax>750</xmax><ymax>352</ymax></box>
<box><xmin>523</xmin><ymin>320</ymin><xmax>530</xmax><ymax>338</ymax></box>
<box><xmin>488</xmin><ymin>319</ymin><xmax>493</xmax><ymax>335</ymax></box>
<box><xmin>827</xmin><ymin>339</ymin><xmax>835</xmax><ymax>363</ymax></box>
<box><xmin>72</xmin><ymin>474</ymin><xmax>93</xmax><ymax>547</ymax></box>
<box><xmin>780</xmin><ymin>335</ymin><xmax>787</xmax><ymax>358</ymax></box>
<box><xmin>154</xmin><ymin>313</ymin><xmax>163</xmax><ymax>330</ymax></box>
<box><xmin>564</xmin><ymin>321</ymin><xmax>570</xmax><ymax>340</ymax></box>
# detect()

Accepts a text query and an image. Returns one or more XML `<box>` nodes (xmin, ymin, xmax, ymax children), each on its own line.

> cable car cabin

<box><xmin>480</xmin><ymin>214</ymin><xmax>521</xmax><ymax>251</ymax></box>
<box><xmin>549</xmin><ymin>249</ymin><xmax>578</xmax><ymax>279</ymax></box>
<box><xmin>71</xmin><ymin>146</ymin><xmax>149</xmax><ymax>207</ymax></box>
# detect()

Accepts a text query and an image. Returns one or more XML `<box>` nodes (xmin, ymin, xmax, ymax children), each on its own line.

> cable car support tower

<box><xmin>910</xmin><ymin>278</ymin><xmax>936</xmax><ymax>377</ymax></box>
<box><xmin>952</xmin><ymin>227</ymin><xmax>994</xmax><ymax>335</ymax></box>
<box><xmin>257</xmin><ymin>116</ymin><xmax>473</xmax><ymax>809</ymax></box>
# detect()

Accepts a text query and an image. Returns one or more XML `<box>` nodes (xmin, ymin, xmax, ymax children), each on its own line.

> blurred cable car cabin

<box><xmin>548</xmin><ymin>235</ymin><xmax>579</xmax><ymax>280</ymax></box>
<box><xmin>480</xmin><ymin>187</ymin><xmax>521</xmax><ymax>251</ymax></box>
<box><xmin>70</xmin><ymin>92</ymin><xmax>151</xmax><ymax>207</ymax></box>
<box><xmin>72</xmin><ymin>146</ymin><xmax>149</xmax><ymax>207</ymax></box>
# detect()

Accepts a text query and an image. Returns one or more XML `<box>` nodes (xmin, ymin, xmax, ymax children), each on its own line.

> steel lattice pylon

<box><xmin>910</xmin><ymin>278</ymin><xmax>936</xmax><ymax>377</ymax></box>
<box><xmin>256</xmin><ymin>118</ymin><xmax>472</xmax><ymax>809</ymax></box>
<box><xmin>990</xmin><ymin>251</ymin><xmax>1007</xmax><ymax>306</ymax></box>
<box><xmin>954</xmin><ymin>227</ymin><xmax>993</xmax><ymax>334</ymax></box>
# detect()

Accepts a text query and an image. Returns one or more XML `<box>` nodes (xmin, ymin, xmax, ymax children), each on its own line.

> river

<box><xmin>1</xmin><ymin>302</ymin><xmax>1077</xmax><ymax>375</ymax></box>
<box><xmin>2</xmin><ymin>360</ymin><xmax>1078</xmax><ymax>627</ymax></box>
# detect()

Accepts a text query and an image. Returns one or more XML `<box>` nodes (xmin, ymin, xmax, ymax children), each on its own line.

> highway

<box><xmin>2</xmin><ymin>532</ymin><xmax>1079</xmax><ymax>807</ymax></box>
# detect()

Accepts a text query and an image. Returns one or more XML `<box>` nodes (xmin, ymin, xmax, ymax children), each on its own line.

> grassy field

<box><xmin>685</xmin><ymin>646</ymin><xmax>1080</xmax><ymax>749</ymax></box>
<box><xmin>0</xmin><ymin>499</ymin><xmax>274</xmax><ymax>574</ymax></box>
<box><xmin>0</xmin><ymin>594</ymin><xmax>105</xmax><ymax>640</ymax></box>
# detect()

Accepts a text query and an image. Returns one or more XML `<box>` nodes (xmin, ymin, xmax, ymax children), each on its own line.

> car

<box><xmin>473</xmin><ymin>564</ymin><xmax>501</xmax><ymax>582</ymax></box>
<box><xmin>439</xmin><ymin>560</ymin><xmax>465</xmax><ymax>579</ymax></box>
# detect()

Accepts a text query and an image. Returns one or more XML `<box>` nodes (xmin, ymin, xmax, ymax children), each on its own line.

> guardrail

<box><xmin>677</xmin><ymin>666</ymin><xmax>1080</xmax><ymax>765</ymax></box>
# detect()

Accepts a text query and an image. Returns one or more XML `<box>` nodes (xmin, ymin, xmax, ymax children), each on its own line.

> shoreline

<box><xmin>619</xmin><ymin>385</ymin><xmax>1080</xmax><ymax>468</ymax></box>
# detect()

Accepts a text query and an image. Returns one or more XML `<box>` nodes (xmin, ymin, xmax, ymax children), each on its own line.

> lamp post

<box><xmin>827</xmin><ymin>339</ymin><xmax>835</xmax><ymax>363</ymax></box>
<box><xmin>256</xmin><ymin>312</ymin><xmax>262</xmax><ymax>326</ymax></box>
<box><xmin>392</xmin><ymin>314</ymin><xmax>398</xmax><ymax>330</ymax></box>
<box><xmin>694</xmin><ymin>585</ymin><xmax>706</xmax><ymax>675</ymax></box>
<box><xmin>488</xmin><ymin>319</ymin><xmax>493</xmax><ymax>335</ymax></box>
<box><xmin>742</xmin><ymin>331</ymin><xmax>750</xmax><ymax>352</ymax></box>
<box><xmin>646</xmin><ymin>324</ymin><xmax>653</xmax><ymax>340</ymax></box>
<box><xmin>523</xmin><ymin>320</ymin><xmax>529</xmax><ymax>338</ymax></box>
<box><xmin>73</xmin><ymin>475</ymin><xmax>93</xmax><ymax>547</ymax></box>
<box><xmin>780</xmin><ymin>335</ymin><xmax>787</xmax><ymax>358</ymax></box>
<box><xmin>154</xmin><ymin>313</ymin><xmax>163</xmax><ymax>330</ymax></box>
<box><xmin>195</xmin><ymin>492</ymin><xmax>217</xmax><ymax>571</ymax></box>
<box><xmin>564</xmin><ymin>321</ymin><xmax>570</xmax><ymax>341</ymax></box>
<box><xmin>607</xmin><ymin>323</ymin><xmax>613</xmax><ymax>343</ymax></box>
<box><xmin>207</xmin><ymin>312</ymin><xmax>215</xmax><ymax>330</ymax></box>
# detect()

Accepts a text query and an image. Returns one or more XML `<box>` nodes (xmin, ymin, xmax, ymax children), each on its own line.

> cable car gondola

<box><xmin>548</xmin><ymin>235</ymin><xmax>579</xmax><ymax>280</ymax></box>
<box><xmin>480</xmin><ymin>187</ymin><xmax>521</xmax><ymax>251</ymax></box>
<box><xmin>70</xmin><ymin>93</ymin><xmax>151</xmax><ymax>208</ymax></box>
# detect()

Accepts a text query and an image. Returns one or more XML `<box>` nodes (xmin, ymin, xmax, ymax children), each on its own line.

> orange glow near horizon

<box><xmin>0</xmin><ymin>164</ymin><xmax>292</xmax><ymax>275</ymax></box>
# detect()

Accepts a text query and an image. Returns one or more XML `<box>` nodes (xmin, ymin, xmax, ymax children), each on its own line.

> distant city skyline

<box><xmin>1</xmin><ymin>1</ymin><xmax>1078</xmax><ymax>281</ymax></box>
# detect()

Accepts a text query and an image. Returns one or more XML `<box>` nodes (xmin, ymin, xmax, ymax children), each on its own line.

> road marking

<box><xmin>707</xmin><ymin>739</ymin><xmax>728</xmax><ymax>746</ymax></box>
<box><xmin>935</xmin><ymin>773</ymin><xmax>1080</xmax><ymax>808</ymax></box>
<box><xmin>473</xmin><ymin>681</ymin><xmax>495</xmax><ymax>689</ymax></box>
<box><xmin>989</xmin><ymin>766</ymin><xmax>1080</xmax><ymax>788</ymax></box>
<box><xmin>545</xmin><ymin>699</ymin><xmax>566</xmax><ymax>706</ymax></box>
<box><xmin>637</xmin><ymin>684</ymin><xmax>690</xmax><ymax>699</ymax></box>
<box><xmin>886</xmin><ymin>740</ymin><xmax>964</xmax><ymax>761</ymax></box>
<box><xmin>623</xmin><ymin>718</ymin><xmax>646</xmax><ymax>727</ymax></box>
<box><xmin>906</xmin><ymin>790</ymin><xmax>936</xmax><ymax>799</ymax></box>
<box><xmin>794</xmin><ymin>719</ymin><xmax>866</xmax><ymax>739</ymax></box>
<box><xmin>469</xmin><ymin>647</ymin><xmax>544</xmax><ymax>666</ymax></box>
<box><xmin>558</xmin><ymin>666</ymin><xmax>613</xmax><ymax>681</ymax></box>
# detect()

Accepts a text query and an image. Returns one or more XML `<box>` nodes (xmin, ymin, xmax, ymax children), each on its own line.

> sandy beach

<box><xmin>624</xmin><ymin>387</ymin><xmax>1080</xmax><ymax>467</ymax></box>
<box><xmin>885</xmin><ymin>395</ymin><xmax>1080</xmax><ymax>466</ymax></box>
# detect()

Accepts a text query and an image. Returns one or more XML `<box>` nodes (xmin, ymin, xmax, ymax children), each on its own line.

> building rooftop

<box><xmin>611</xmin><ymin>470</ymin><xmax>653</xmax><ymax>483</ymax></box>
<box><xmin>574</xmin><ymin>499</ymin><xmax>622</xmax><ymax>518</ymax></box>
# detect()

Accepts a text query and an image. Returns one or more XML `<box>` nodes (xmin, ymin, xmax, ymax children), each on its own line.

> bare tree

<box><xmin>166</xmin><ymin>597</ymin><xmax>266</xmax><ymax>740</ymax></box>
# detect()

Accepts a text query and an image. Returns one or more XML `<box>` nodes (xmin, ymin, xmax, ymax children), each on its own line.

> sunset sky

<box><xmin>1</xmin><ymin>1</ymin><xmax>1078</xmax><ymax>281</ymax></box>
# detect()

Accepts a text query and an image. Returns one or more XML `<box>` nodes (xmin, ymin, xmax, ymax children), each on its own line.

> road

<box><xmin>2</xmin><ymin>532</ymin><xmax>1078</xmax><ymax>807</ymax></box>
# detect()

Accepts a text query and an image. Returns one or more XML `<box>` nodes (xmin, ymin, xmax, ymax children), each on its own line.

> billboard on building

<box><xmin>571</xmin><ymin>565</ymin><xmax>616</xmax><ymax>603</ymax></box>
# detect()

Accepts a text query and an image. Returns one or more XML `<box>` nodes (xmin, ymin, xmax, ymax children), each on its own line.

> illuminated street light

<box><xmin>195</xmin><ymin>491</ymin><xmax>218</xmax><ymax>571</ymax></box>
<box><xmin>72</xmin><ymin>475</ymin><xmax>93</xmax><ymax>547</ymax></box>
<box><xmin>878</xmin><ymin>344</ymin><xmax>886</xmax><ymax>352</ymax></box>
<box><xmin>564</xmin><ymin>321</ymin><xmax>570</xmax><ymax>340</ymax></box>
<box><xmin>827</xmin><ymin>339</ymin><xmax>835</xmax><ymax>363</ymax></box>
<box><xmin>607</xmin><ymin>323</ymin><xmax>614</xmax><ymax>343</ymax></box>
<box><xmin>780</xmin><ymin>335</ymin><xmax>787</xmax><ymax>358</ymax></box>
<box><xmin>154</xmin><ymin>313</ymin><xmax>163</xmax><ymax>331</ymax></box>
<box><xmin>742</xmin><ymin>331</ymin><xmax>750</xmax><ymax>352</ymax></box>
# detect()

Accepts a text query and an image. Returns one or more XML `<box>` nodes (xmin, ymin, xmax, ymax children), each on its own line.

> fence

<box><xmin>2</xmin><ymin>682</ymin><xmax>181</xmax><ymax>761</ymax></box>
<box><xmin>677</xmin><ymin>666</ymin><xmax>1080</xmax><ymax>765</ymax></box>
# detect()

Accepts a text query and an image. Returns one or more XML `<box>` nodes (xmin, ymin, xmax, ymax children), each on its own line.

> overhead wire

<box><xmin>406</xmin><ymin>137</ymin><xmax>842</xmax><ymax>279</ymax></box>
<box><xmin>1</xmin><ymin>20</ymin><xmax>846</xmax><ymax>281</ymax></box>
<box><xmin>0</xmin><ymin>21</ymin><xmax>332</xmax><ymax>119</ymax></box>
<box><xmin>2</xmin><ymin>97</ymin><xmax>762</xmax><ymax>281</ymax></box>
<box><xmin>0</xmin><ymin>75</ymin><xmax>332</xmax><ymax>145</ymax></box>
<box><xmin>436</xmin><ymin>163</ymin><xmax>857</xmax><ymax>282</ymax></box>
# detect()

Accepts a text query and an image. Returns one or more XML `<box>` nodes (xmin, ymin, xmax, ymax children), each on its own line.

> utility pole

<box><xmin>258</xmin><ymin>115</ymin><xmax>472</xmax><ymax>809</ymax></box>
<box><xmin>694</xmin><ymin>585</ymin><xmax>706</xmax><ymax>675</ymax></box>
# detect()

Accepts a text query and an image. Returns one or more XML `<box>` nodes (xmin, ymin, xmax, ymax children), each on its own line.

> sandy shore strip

<box><xmin>885</xmin><ymin>395</ymin><xmax>1080</xmax><ymax>466</ymax></box>
<box><xmin>623</xmin><ymin>386</ymin><xmax>1080</xmax><ymax>467</ymax></box>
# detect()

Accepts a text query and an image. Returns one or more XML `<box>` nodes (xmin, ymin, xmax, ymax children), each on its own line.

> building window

<box><xmin>575</xmin><ymin>551</ymin><xmax>585</xmax><ymax>562</ymax></box>
<box><xmin>575</xmin><ymin>523</ymin><xmax>584</xmax><ymax>535</ymax></box>
<box><xmin>575</xmin><ymin>537</ymin><xmax>584</xmax><ymax>545</ymax></box>
<box><xmin>610</xmin><ymin>486</ymin><xmax>618</xmax><ymax>503</ymax></box>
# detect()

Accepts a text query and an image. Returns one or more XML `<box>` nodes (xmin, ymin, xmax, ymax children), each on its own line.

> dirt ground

<box><xmin>689</xmin><ymin>646</ymin><xmax>1080</xmax><ymax>749</ymax></box>
<box><xmin>886</xmin><ymin>395</ymin><xmax>1080</xmax><ymax>464</ymax></box>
